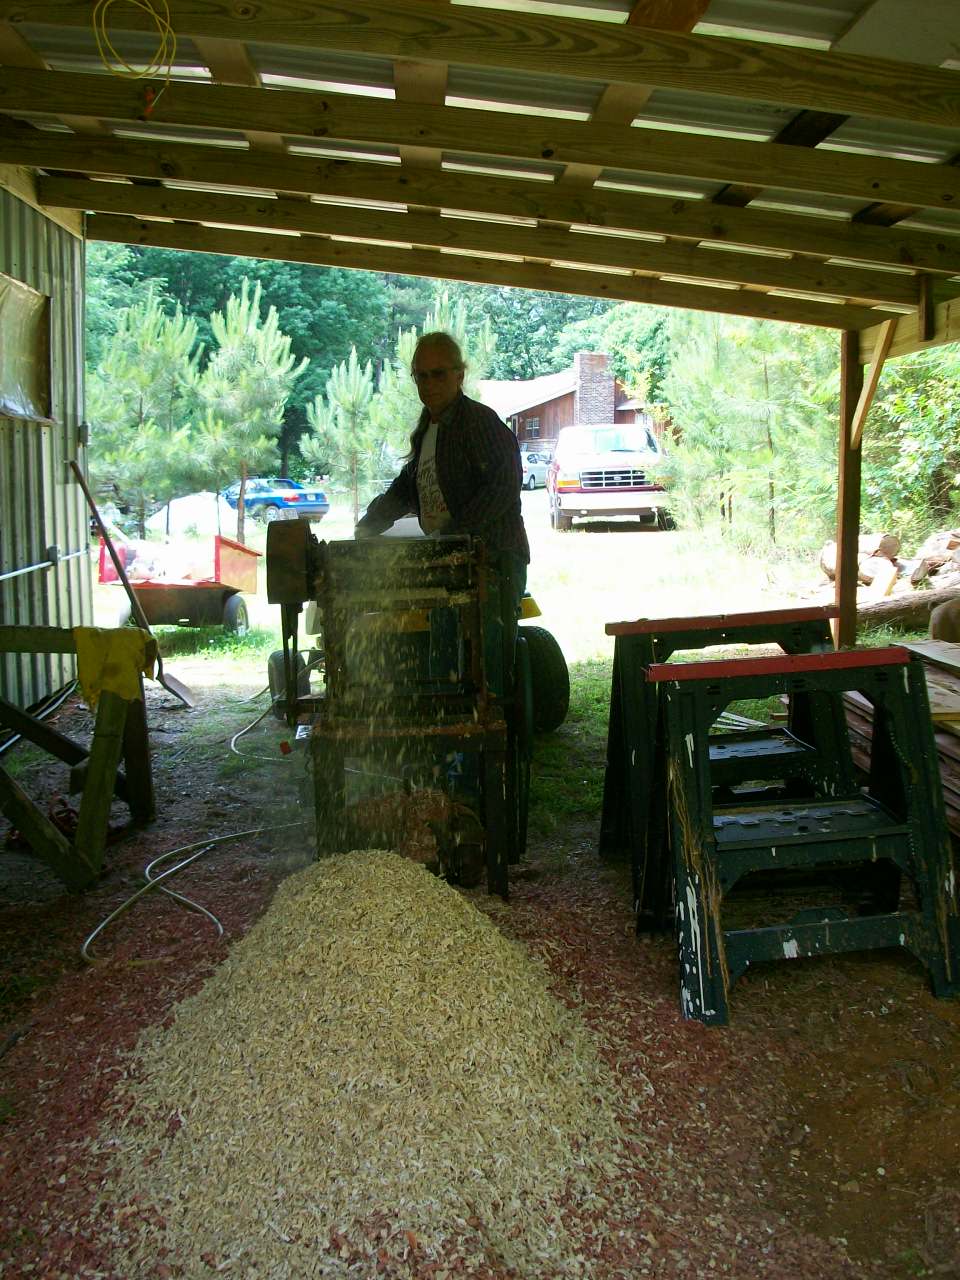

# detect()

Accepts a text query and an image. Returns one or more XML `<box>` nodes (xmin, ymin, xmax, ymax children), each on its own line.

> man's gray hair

<box><xmin>411</xmin><ymin>331</ymin><xmax>466</xmax><ymax>374</ymax></box>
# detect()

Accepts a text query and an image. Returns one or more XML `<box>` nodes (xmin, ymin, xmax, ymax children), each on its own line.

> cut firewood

<box><xmin>819</xmin><ymin>533</ymin><xmax>900</xmax><ymax>582</ymax></box>
<box><xmin>861</xmin><ymin>556</ymin><xmax>899</xmax><ymax>598</ymax></box>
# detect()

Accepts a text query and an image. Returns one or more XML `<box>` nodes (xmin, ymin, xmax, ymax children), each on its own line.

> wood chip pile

<box><xmin>101</xmin><ymin>851</ymin><xmax>631</xmax><ymax>1277</ymax></box>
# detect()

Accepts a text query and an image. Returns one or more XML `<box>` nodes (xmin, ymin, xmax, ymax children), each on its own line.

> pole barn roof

<box><xmin>1</xmin><ymin>0</ymin><xmax>959</xmax><ymax>358</ymax></box>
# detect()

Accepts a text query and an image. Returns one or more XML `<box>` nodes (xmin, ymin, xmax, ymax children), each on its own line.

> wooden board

<box><xmin>902</xmin><ymin>640</ymin><xmax>960</xmax><ymax>677</ymax></box>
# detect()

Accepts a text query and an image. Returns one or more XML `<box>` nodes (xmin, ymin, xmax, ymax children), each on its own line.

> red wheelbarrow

<box><xmin>99</xmin><ymin>534</ymin><xmax>260</xmax><ymax>634</ymax></box>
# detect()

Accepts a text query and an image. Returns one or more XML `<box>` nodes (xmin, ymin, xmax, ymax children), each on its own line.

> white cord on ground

<box><xmin>81</xmin><ymin>821</ymin><xmax>306</xmax><ymax>963</ymax></box>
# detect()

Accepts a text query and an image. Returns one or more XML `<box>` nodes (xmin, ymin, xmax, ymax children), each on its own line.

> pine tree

<box><xmin>197</xmin><ymin>278</ymin><xmax>308</xmax><ymax>542</ymax></box>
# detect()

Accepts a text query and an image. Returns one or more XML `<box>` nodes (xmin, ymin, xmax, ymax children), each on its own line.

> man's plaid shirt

<box><xmin>356</xmin><ymin>392</ymin><xmax>530</xmax><ymax>562</ymax></box>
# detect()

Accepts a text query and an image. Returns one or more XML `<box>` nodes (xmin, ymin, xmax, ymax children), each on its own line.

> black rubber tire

<box><xmin>261</xmin><ymin>504</ymin><xmax>282</xmax><ymax>524</ymax></box>
<box><xmin>521</xmin><ymin>624</ymin><xmax>570</xmax><ymax>733</ymax></box>
<box><xmin>267</xmin><ymin>649</ymin><xmax>309</xmax><ymax>721</ymax></box>
<box><xmin>222</xmin><ymin>593</ymin><xmax>249</xmax><ymax>635</ymax></box>
<box><xmin>525</xmin><ymin>474</ymin><xmax>537</xmax><ymax>490</ymax></box>
<box><xmin>556</xmin><ymin>510</ymin><xmax>573</xmax><ymax>532</ymax></box>
<box><xmin>657</xmin><ymin>509</ymin><xmax>676</xmax><ymax>531</ymax></box>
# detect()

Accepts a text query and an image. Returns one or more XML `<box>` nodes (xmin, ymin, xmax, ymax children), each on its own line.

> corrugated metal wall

<box><xmin>0</xmin><ymin>188</ymin><xmax>91</xmax><ymax>708</ymax></box>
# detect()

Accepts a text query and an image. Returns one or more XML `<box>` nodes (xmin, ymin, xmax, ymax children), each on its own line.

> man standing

<box><xmin>355</xmin><ymin>332</ymin><xmax>529</xmax><ymax>601</ymax></box>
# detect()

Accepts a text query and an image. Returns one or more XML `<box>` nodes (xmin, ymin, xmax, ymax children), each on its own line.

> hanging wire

<box><xmin>92</xmin><ymin>0</ymin><xmax>177</xmax><ymax>113</ymax></box>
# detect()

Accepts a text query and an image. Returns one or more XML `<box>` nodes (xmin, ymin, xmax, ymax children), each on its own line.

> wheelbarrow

<box><xmin>99</xmin><ymin>534</ymin><xmax>260</xmax><ymax>634</ymax></box>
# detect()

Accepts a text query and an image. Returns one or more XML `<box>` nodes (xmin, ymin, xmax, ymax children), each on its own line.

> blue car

<box><xmin>222</xmin><ymin>477</ymin><xmax>330</xmax><ymax>523</ymax></box>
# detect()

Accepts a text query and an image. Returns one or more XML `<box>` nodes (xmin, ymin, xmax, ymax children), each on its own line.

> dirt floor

<box><xmin>1</xmin><ymin>664</ymin><xmax>959</xmax><ymax>1278</ymax></box>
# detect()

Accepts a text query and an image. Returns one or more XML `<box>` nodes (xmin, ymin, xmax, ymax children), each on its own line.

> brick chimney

<box><xmin>574</xmin><ymin>352</ymin><xmax>615</xmax><ymax>425</ymax></box>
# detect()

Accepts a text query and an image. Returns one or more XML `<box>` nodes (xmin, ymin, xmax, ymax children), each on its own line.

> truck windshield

<box><xmin>560</xmin><ymin>425</ymin><xmax>657</xmax><ymax>454</ymax></box>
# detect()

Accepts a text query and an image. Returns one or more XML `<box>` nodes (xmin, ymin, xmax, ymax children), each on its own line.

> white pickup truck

<box><xmin>546</xmin><ymin>422</ymin><xmax>672</xmax><ymax>531</ymax></box>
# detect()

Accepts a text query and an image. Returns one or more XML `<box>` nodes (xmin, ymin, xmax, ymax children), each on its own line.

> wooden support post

<box><xmin>835</xmin><ymin>330</ymin><xmax>864</xmax><ymax>648</ymax></box>
<box><xmin>73</xmin><ymin>689</ymin><xmax>128</xmax><ymax>875</ymax></box>
<box><xmin>0</xmin><ymin>763</ymin><xmax>96</xmax><ymax>891</ymax></box>
<box><xmin>121</xmin><ymin>673</ymin><xmax>155</xmax><ymax>822</ymax></box>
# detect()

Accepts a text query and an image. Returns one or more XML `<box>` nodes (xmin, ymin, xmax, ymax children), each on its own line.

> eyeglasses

<box><xmin>413</xmin><ymin>366</ymin><xmax>458</xmax><ymax>383</ymax></box>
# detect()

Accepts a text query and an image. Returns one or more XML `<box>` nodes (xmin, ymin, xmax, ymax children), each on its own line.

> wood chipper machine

<box><xmin>265</xmin><ymin>521</ymin><xmax>534</xmax><ymax>896</ymax></box>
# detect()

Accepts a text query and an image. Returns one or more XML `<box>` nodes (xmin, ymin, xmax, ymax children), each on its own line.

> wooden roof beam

<box><xmin>559</xmin><ymin>0</ymin><xmax>710</xmax><ymax>192</ymax></box>
<box><xmin>38</xmin><ymin>172</ymin><xmax>933</xmax><ymax>309</ymax></box>
<box><xmin>7</xmin><ymin>124</ymin><xmax>960</xmax><ymax>277</ymax></box>
<box><xmin>859</xmin><ymin>297</ymin><xmax>960</xmax><ymax>362</ymax></box>
<box><xmin>84</xmin><ymin>210</ymin><xmax>882</xmax><ymax>329</ymax></box>
<box><xmin>5</xmin><ymin>0</ymin><xmax>957</xmax><ymax>129</ymax></box>
<box><xmin>3</xmin><ymin>69</ymin><xmax>959</xmax><ymax>212</ymax></box>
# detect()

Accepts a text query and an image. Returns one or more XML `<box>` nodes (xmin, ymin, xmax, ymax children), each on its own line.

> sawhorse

<box><xmin>600</xmin><ymin>606</ymin><xmax>840</xmax><ymax>930</ymax></box>
<box><xmin>651</xmin><ymin>647</ymin><xmax>959</xmax><ymax>1024</ymax></box>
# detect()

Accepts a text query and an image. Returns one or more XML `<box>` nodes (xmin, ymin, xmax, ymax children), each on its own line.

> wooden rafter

<box><xmin>4</xmin><ymin>0</ymin><xmax>957</xmax><ymax>129</ymax></box>
<box><xmin>86</xmin><ymin>211</ymin><xmax>883</xmax><ymax>329</ymax></box>
<box><xmin>3</xmin><ymin>69</ymin><xmax>960</xmax><ymax>211</ymax></box>
<box><xmin>4</xmin><ymin>123</ymin><xmax>958</xmax><ymax>277</ymax></box>
<box><xmin>37</xmin><ymin>174</ymin><xmax>928</xmax><ymax>309</ymax></box>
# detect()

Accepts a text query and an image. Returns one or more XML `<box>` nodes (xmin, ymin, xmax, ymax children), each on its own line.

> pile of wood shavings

<box><xmin>101</xmin><ymin>850</ymin><xmax>629</xmax><ymax>1277</ymax></box>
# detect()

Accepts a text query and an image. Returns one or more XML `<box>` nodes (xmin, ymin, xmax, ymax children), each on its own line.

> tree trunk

<box><xmin>237</xmin><ymin>460</ymin><xmax>247</xmax><ymax>545</ymax></box>
<box><xmin>857</xmin><ymin>586</ymin><xmax>960</xmax><ymax>631</ymax></box>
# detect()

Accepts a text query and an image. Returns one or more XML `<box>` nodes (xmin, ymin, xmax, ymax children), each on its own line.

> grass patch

<box><xmin>154</xmin><ymin>625</ymin><xmax>278</xmax><ymax>661</ymax></box>
<box><xmin>528</xmin><ymin>658</ymin><xmax>610</xmax><ymax>838</ymax></box>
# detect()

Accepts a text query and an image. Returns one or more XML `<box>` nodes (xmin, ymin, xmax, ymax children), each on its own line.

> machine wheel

<box><xmin>223</xmin><ymin>593</ymin><xmax>249</xmax><ymax>635</ymax></box>
<box><xmin>525</xmin><ymin>474</ymin><xmax>537</xmax><ymax>490</ymax></box>
<box><xmin>522</xmin><ymin>625</ymin><xmax>570</xmax><ymax>733</ymax></box>
<box><xmin>261</xmin><ymin>504</ymin><xmax>282</xmax><ymax>524</ymax></box>
<box><xmin>267</xmin><ymin>649</ymin><xmax>309</xmax><ymax>721</ymax></box>
<box><xmin>556</xmin><ymin>509</ymin><xmax>573</xmax><ymax>532</ymax></box>
<box><xmin>657</xmin><ymin>509</ymin><xmax>676</xmax><ymax>531</ymax></box>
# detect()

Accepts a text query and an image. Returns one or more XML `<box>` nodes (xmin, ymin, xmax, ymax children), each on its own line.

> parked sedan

<box><xmin>521</xmin><ymin>451</ymin><xmax>551</xmax><ymax>490</ymax></box>
<box><xmin>221</xmin><ymin>477</ymin><xmax>330</xmax><ymax>523</ymax></box>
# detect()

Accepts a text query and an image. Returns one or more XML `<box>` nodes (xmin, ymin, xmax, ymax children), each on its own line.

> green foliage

<box><xmin>196</xmin><ymin>278</ymin><xmax>308</xmax><ymax>541</ymax></box>
<box><xmin>117</xmin><ymin>249</ymin><xmax>428</xmax><ymax>470</ymax></box>
<box><xmin>660</xmin><ymin>312</ymin><xmax>839</xmax><ymax>553</ymax></box>
<box><xmin>87</xmin><ymin>289</ymin><xmax>200</xmax><ymax>535</ymax></box>
<box><xmin>861</xmin><ymin>345</ymin><xmax>960</xmax><ymax>546</ymax></box>
<box><xmin>303</xmin><ymin>347</ymin><xmax>376</xmax><ymax>523</ymax></box>
<box><xmin>432</xmin><ymin>282</ymin><xmax>611</xmax><ymax>379</ymax></box>
<box><xmin>84</xmin><ymin>241</ymin><xmax>152</xmax><ymax>368</ymax></box>
<box><xmin>549</xmin><ymin>303</ymin><xmax>671</xmax><ymax>400</ymax></box>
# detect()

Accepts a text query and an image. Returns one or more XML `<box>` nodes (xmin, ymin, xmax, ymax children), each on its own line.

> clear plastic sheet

<box><xmin>0</xmin><ymin>271</ymin><xmax>50</xmax><ymax>421</ymax></box>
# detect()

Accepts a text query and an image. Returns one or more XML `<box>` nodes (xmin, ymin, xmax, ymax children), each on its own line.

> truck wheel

<box><xmin>521</xmin><ymin>625</ymin><xmax>570</xmax><ymax>733</ymax></box>
<box><xmin>267</xmin><ymin>649</ymin><xmax>309</xmax><ymax>721</ymax></box>
<box><xmin>657</xmin><ymin>509</ymin><xmax>676</xmax><ymax>530</ymax></box>
<box><xmin>223</xmin><ymin>594</ymin><xmax>249</xmax><ymax>635</ymax></box>
<box><xmin>556</xmin><ymin>510</ymin><xmax>573</xmax><ymax>532</ymax></box>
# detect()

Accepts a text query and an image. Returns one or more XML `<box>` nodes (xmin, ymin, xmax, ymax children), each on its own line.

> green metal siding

<box><xmin>0</xmin><ymin>189</ymin><xmax>91</xmax><ymax>708</ymax></box>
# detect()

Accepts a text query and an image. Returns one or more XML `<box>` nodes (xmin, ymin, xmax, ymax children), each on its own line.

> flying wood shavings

<box><xmin>101</xmin><ymin>851</ymin><xmax>629</xmax><ymax>1277</ymax></box>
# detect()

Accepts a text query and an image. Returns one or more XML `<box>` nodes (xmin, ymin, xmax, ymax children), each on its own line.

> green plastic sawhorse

<box><xmin>651</xmin><ymin>646</ymin><xmax>960</xmax><ymax>1025</ymax></box>
<box><xmin>600</xmin><ymin>606</ymin><xmax>842</xmax><ymax>930</ymax></box>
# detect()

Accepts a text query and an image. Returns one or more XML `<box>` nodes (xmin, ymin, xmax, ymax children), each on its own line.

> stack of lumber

<box><xmin>844</xmin><ymin>640</ymin><xmax>960</xmax><ymax>837</ymax></box>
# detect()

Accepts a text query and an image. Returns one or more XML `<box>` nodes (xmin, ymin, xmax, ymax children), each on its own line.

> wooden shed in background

<box><xmin>2</xmin><ymin>0</ymin><xmax>960</xmax><ymax>703</ymax></box>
